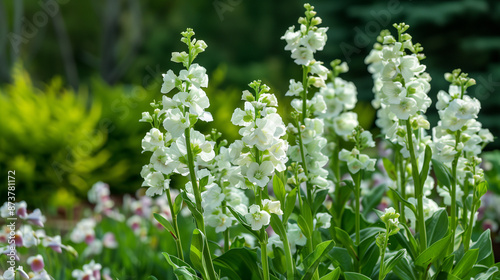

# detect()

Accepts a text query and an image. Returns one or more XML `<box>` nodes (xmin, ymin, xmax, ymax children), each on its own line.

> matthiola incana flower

<box><xmin>245</xmin><ymin>205</ymin><xmax>271</xmax><ymax>231</ymax></box>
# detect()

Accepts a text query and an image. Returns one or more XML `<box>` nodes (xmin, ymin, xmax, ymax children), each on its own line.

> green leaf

<box><xmin>474</xmin><ymin>266</ymin><xmax>499</xmax><ymax>280</ymax></box>
<box><xmin>382</xmin><ymin>158</ymin><xmax>397</xmax><ymax>181</ymax></box>
<box><xmin>283</xmin><ymin>187</ymin><xmax>297</xmax><ymax>223</ymax></box>
<box><xmin>362</xmin><ymin>184</ymin><xmax>386</xmax><ymax>216</ymax></box>
<box><xmin>344</xmin><ymin>272</ymin><xmax>371</xmax><ymax>280</ymax></box>
<box><xmin>270</xmin><ymin>214</ymin><xmax>286</xmax><ymax>237</ymax></box>
<box><xmin>452</xmin><ymin>249</ymin><xmax>479</xmax><ymax>278</ymax></box>
<box><xmin>298</xmin><ymin>215</ymin><xmax>312</xmax><ymax>240</ymax></box>
<box><xmin>431</xmin><ymin>159</ymin><xmax>453</xmax><ymax>187</ymax></box>
<box><xmin>393</xmin><ymin>225</ymin><xmax>418</xmax><ymax>260</ymax></box>
<box><xmin>382</xmin><ymin>249</ymin><xmax>406</xmax><ymax>278</ymax></box>
<box><xmin>273</xmin><ymin>175</ymin><xmax>286</xmax><ymax>204</ymax></box>
<box><xmin>190</xmin><ymin>229</ymin><xmax>207</xmax><ymax>279</ymax></box>
<box><xmin>425</xmin><ymin>209</ymin><xmax>448</xmax><ymax>246</ymax></box>
<box><xmin>440</xmin><ymin>254</ymin><xmax>455</xmax><ymax>274</ymax></box>
<box><xmin>154</xmin><ymin>213</ymin><xmax>177</xmax><ymax>239</ymax></box>
<box><xmin>471</xmin><ymin>229</ymin><xmax>493</xmax><ymax>263</ymax></box>
<box><xmin>301</xmin><ymin>241</ymin><xmax>335</xmax><ymax>280</ymax></box>
<box><xmin>148</xmin><ymin>276</ymin><xmax>159</xmax><ymax>280</ymax></box>
<box><xmin>328</xmin><ymin>247</ymin><xmax>353</xmax><ymax>272</ymax></box>
<box><xmin>173</xmin><ymin>193</ymin><xmax>184</xmax><ymax>216</ymax></box>
<box><xmin>333</xmin><ymin>227</ymin><xmax>358</xmax><ymax>261</ymax></box>
<box><xmin>181</xmin><ymin>191</ymin><xmax>204</xmax><ymax>228</ymax></box>
<box><xmin>213</xmin><ymin>248</ymin><xmax>262</xmax><ymax>280</ymax></box>
<box><xmin>162</xmin><ymin>252</ymin><xmax>199</xmax><ymax>279</ymax></box>
<box><xmin>389</xmin><ymin>189</ymin><xmax>417</xmax><ymax>216</ymax></box>
<box><xmin>320</xmin><ymin>267</ymin><xmax>341</xmax><ymax>280</ymax></box>
<box><xmin>313</xmin><ymin>189</ymin><xmax>329</xmax><ymax>213</ymax></box>
<box><xmin>227</xmin><ymin>206</ymin><xmax>262</xmax><ymax>242</ymax></box>
<box><xmin>415</xmin><ymin>234</ymin><xmax>452</xmax><ymax>269</ymax></box>
<box><xmin>419</xmin><ymin>145</ymin><xmax>432</xmax><ymax>185</ymax></box>
<box><xmin>174</xmin><ymin>267</ymin><xmax>196</xmax><ymax>280</ymax></box>
<box><xmin>199</xmin><ymin>175</ymin><xmax>209</xmax><ymax>189</ymax></box>
<box><xmin>392</xmin><ymin>254</ymin><xmax>416</xmax><ymax>280</ymax></box>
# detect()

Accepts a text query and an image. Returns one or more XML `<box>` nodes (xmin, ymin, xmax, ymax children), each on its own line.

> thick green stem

<box><xmin>260</xmin><ymin>238</ymin><xmax>270</xmax><ymax>280</ymax></box>
<box><xmin>185</xmin><ymin>127</ymin><xmax>205</xmax><ymax>232</ymax></box>
<box><xmin>397</xmin><ymin>148</ymin><xmax>407</xmax><ymax>223</ymax></box>
<box><xmin>405</xmin><ymin>121</ymin><xmax>427</xmax><ymax>252</ymax></box>
<box><xmin>463</xmin><ymin>201</ymin><xmax>476</xmax><ymax>252</ymax></box>
<box><xmin>166</xmin><ymin>188</ymin><xmax>184</xmax><ymax>261</ymax></box>
<box><xmin>281</xmin><ymin>226</ymin><xmax>296</xmax><ymax>279</ymax></box>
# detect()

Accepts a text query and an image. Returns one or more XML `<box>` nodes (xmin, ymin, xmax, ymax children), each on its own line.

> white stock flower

<box><xmin>262</xmin><ymin>199</ymin><xmax>283</xmax><ymax>215</ymax></box>
<box><xmin>246</xmin><ymin>161</ymin><xmax>274</xmax><ymax>188</ymax></box>
<box><xmin>245</xmin><ymin>205</ymin><xmax>270</xmax><ymax>231</ymax></box>
<box><xmin>178</xmin><ymin>63</ymin><xmax>208</xmax><ymax>88</ymax></box>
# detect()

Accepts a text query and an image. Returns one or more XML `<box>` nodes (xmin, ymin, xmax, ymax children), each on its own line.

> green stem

<box><xmin>463</xmin><ymin>200</ymin><xmax>476</xmax><ymax>252</ymax></box>
<box><xmin>397</xmin><ymin>148</ymin><xmax>407</xmax><ymax>223</ymax></box>
<box><xmin>379</xmin><ymin>231</ymin><xmax>390</xmax><ymax>280</ymax></box>
<box><xmin>261</xmin><ymin>238</ymin><xmax>270</xmax><ymax>280</ymax></box>
<box><xmin>405</xmin><ymin>121</ymin><xmax>427</xmax><ymax>252</ymax></box>
<box><xmin>185</xmin><ymin>127</ymin><xmax>205</xmax><ymax>232</ymax></box>
<box><xmin>281</xmin><ymin>226</ymin><xmax>296</xmax><ymax>279</ymax></box>
<box><xmin>166</xmin><ymin>188</ymin><xmax>184</xmax><ymax>261</ymax></box>
<box><xmin>449</xmin><ymin>131</ymin><xmax>462</xmax><ymax>254</ymax></box>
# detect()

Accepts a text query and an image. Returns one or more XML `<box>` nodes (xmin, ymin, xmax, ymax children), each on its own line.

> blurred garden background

<box><xmin>1</xmin><ymin>0</ymin><xmax>500</xmax><ymax>219</ymax></box>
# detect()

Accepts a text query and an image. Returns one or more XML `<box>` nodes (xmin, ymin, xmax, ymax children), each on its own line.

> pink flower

<box><xmin>27</xmin><ymin>254</ymin><xmax>45</xmax><ymax>272</ymax></box>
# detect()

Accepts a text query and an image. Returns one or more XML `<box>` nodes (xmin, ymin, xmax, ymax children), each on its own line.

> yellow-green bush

<box><xmin>0</xmin><ymin>67</ymin><xmax>109</xmax><ymax>207</ymax></box>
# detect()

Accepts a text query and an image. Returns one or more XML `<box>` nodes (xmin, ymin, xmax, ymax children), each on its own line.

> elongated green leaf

<box><xmin>273</xmin><ymin>175</ymin><xmax>286</xmax><ymax>204</ymax></box>
<box><xmin>213</xmin><ymin>248</ymin><xmax>262</xmax><ymax>280</ymax></box>
<box><xmin>283</xmin><ymin>187</ymin><xmax>297</xmax><ymax>223</ymax></box>
<box><xmin>173</xmin><ymin>194</ymin><xmax>183</xmax><ymax>216</ymax></box>
<box><xmin>148</xmin><ymin>276</ymin><xmax>159</xmax><ymax>280</ymax></box>
<box><xmin>313</xmin><ymin>189</ymin><xmax>329</xmax><ymax>213</ymax></box>
<box><xmin>174</xmin><ymin>267</ymin><xmax>196</xmax><ymax>280</ymax></box>
<box><xmin>393</xmin><ymin>225</ymin><xmax>418</xmax><ymax>260</ymax></box>
<box><xmin>344</xmin><ymin>272</ymin><xmax>371</xmax><ymax>280</ymax></box>
<box><xmin>154</xmin><ymin>213</ymin><xmax>177</xmax><ymax>239</ymax></box>
<box><xmin>162</xmin><ymin>253</ymin><xmax>199</xmax><ymax>279</ymax></box>
<box><xmin>298</xmin><ymin>215</ymin><xmax>312</xmax><ymax>240</ymax></box>
<box><xmin>440</xmin><ymin>254</ymin><xmax>455</xmax><ymax>274</ymax></box>
<box><xmin>270</xmin><ymin>214</ymin><xmax>286</xmax><ymax>238</ymax></box>
<box><xmin>389</xmin><ymin>189</ymin><xmax>417</xmax><ymax>216</ymax></box>
<box><xmin>419</xmin><ymin>145</ymin><xmax>432</xmax><ymax>185</ymax></box>
<box><xmin>382</xmin><ymin>158</ymin><xmax>397</xmax><ymax>181</ymax></box>
<box><xmin>333</xmin><ymin>227</ymin><xmax>358</xmax><ymax>261</ymax></box>
<box><xmin>425</xmin><ymin>209</ymin><xmax>448</xmax><ymax>246</ymax></box>
<box><xmin>431</xmin><ymin>159</ymin><xmax>453</xmax><ymax>187</ymax></box>
<box><xmin>473</xmin><ymin>266</ymin><xmax>498</xmax><ymax>280</ymax></box>
<box><xmin>227</xmin><ymin>206</ymin><xmax>262</xmax><ymax>242</ymax></box>
<box><xmin>382</xmin><ymin>249</ymin><xmax>406</xmax><ymax>278</ymax></box>
<box><xmin>190</xmin><ymin>229</ymin><xmax>207</xmax><ymax>279</ymax></box>
<box><xmin>320</xmin><ymin>267</ymin><xmax>341</xmax><ymax>280</ymax></box>
<box><xmin>415</xmin><ymin>234</ymin><xmax>452</xmax><ymax>268</ymax></box>
<box><xmin>199</xmin><ymin>175</ymin><xmax>209</xmax><ymax>189</ymax></box>
<box><xmin>181</xmin><ymin>192</ymin><xmax>204</xmax><ymax>227</ymax></box>
<box><xmin>452</xmin><ymin>249</ymin><xmax>479</xmax><ymax>278</ymax></box>
<box><xmin>392</xmin><ymin>254</ymin><xmax>416</xmax><ymax>280</ymax></box>
<box><xmin>301</xmin><ymin>240</ymin><xmax>335</xmax><ymax>280</ymax></box>
<box><xmin>471</xmin><ymin>229</ymin><xmax>492</xmax><ymax>263</ymax></box>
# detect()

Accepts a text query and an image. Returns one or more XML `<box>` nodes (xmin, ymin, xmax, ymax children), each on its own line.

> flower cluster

<box><xmin>228</xmin><ymin>81</ymin><xmax>287</xmax><ymax>230</ymax></box>
<box><xmin>315</xmin><ymin>60</ymin><xmax>358</xmax><ymax>142</ymax></box>
<box><xmin>339</xmin><ymin>127</ymin><xmax>376</xmax><ymax>174</ymax></box>
<box><xmin>140</xmin><ymin>28</ymin><xmax>213</xmax><ymax>198</ymax></box>
<box><xmin>432</xmin><ymin>69</ymin><xmax>493</xmax><ymax>206</ymax></box>
<box><xmin>365</xmin><ymin>25</ymin><xmax>432</xmax><ymax>155</ymax></box>
<box><xmin>281</xmin><ymin>3</ymin><xmax>328</xmax><ymax>68</ymax></box>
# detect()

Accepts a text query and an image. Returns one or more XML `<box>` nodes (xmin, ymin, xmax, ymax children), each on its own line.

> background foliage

<box><xmin>1</xmin><ymin>0</ymin><xmax>500</xmax><ymax>207</ymax></box>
